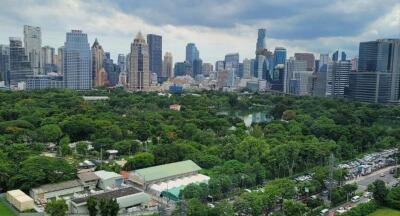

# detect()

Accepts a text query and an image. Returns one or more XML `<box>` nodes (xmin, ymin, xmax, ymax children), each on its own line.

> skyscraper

<box><xmin>185</xmin><ymin>43</ymin><xmax>199</xmax><ymax>65</ymax></box>
<box><xmin>332</xmin><ymin>50</ymin><xmax>339</xmax><ymax>62</ymax></box>
<box><xmin>319</xmin><ymin>54</ymin><xmax>330</xmax><ymax>71</ymax></box>
<box><xmin>23</xmin><ymin>25</ymin><xmax>42</xmax><ymax>75</ymax></box>
<box><xmin>215</xmin><ymin>60</ymin><xmax>224</xmax><ymax>71</ymax></box>
<box><xmin>294</xmin><ymin>53</ymin><xmax>315</xmax><ymax>71</ymax></box>
<box><xmin>332</xmin><ymin>60</ymin><xmax>351</xmax><ymax>96</ymax></box>
<box><xmin>256</xmin><ymin>28</ymin><xmax>267</xmax><ymax>53</ymax></box>
<box><xmin>129</xmin><ymin>32</ymin><xmax>150</xmax><ymax>91</ymax></box>
<box><xmin>117</xmin><ymin>54</ymin><xmax>126</xmax><ymax>73</ymax></box>
<box><xmin>163</xmin><ymin>52</ymin><xmax>173</xmax><ymax>78</ymax></box>
<box><xmin>284</xmin><ymin>58</ymin><xmax>307</xmax><ymax>93</ymax></box>
<box><xmin>192</xmin><ymin>58</ymin><xmax>203</xmax><ymax>77</ymax></box>
<box><xmin>91</xmin><ymin>38</ymin><xmax>105</xmax><ymax>87</ymax></box>
<box><xmin>242</xmin><ymin>58</ymin><xmax>251</xmax><ymax>79</ymax></box>
<box><xmin>9</xmin><ymin>37</ymin><xmax>33</xmax><ymax>84</ymax></box>
<box><xmin>147</xmin><ymin>34</ymin><xmax>162</xmax><ymax>78</ymax></box>
<box><xmin>104</xmin><ymin>52</ymin><xmax>118</xmax><ymax>86</ymax></box>
<box><xmin>57</xmin><ymin>46</ymin><xmax>64</xmax><ymax>75</ymax></box>
<box><xmin>273</xmin><ymin>47</ymin><xmax>286</xmax><ymax>66</ymax></box>
<box><xmin>349</xmin><ymin>39</ymin><xmax>400</xmax><ymax>103</ymax></box>
<box><xmin>63</xmin><ymin>30</ymin><xmax>91</xmax><ymax>90</ymax></box>
<box><xmin>202</xmin><ymin>63</ymin><xmax>213</xmax><ymax>77</ymax></box>
<box><xmin>0</xmin><ymin>45</ymin><xmax>10</xmax><ymax>85</ymax></box>
<box><xmin>41</xmin><ymin>46</ymin><xmax>57</xmax><ymax>74</ymax></box>
<box><xmin>341</xmin><ymin>51</ymin><xmax>347</xmax><ymax>61</ymax></box>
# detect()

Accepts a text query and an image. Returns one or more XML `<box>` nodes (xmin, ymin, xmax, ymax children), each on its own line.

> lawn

<box><xmin>369</xmin><ymin>208</ymin><xmax>400</xmax><ymax>216</ymax></box>
<box><xmin>0</xmin><ymin>201</ymin><xmax>16</xmax><ymax>216</ymax></box>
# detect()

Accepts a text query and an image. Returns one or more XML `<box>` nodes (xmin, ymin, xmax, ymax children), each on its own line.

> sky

<box><xmin>0</xmin><ymin>0</ymin><xmax>399</xmax><ymax>63</ymax></box>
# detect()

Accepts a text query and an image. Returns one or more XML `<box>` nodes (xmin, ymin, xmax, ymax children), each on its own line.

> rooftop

<box><xmin>31</xmin><ymin>180</ymin><xmax>82</xmax><ymax>194</ymax></box>
<box><xmin>78</xmin><ymin>172</ymin><xmax>100</xmax><ymax>182</ymax></box>
<box><xmin>132</xmin><ymin>160</ymin><xmax>201</xmax><ymax>182</ymax></box>
<box><xmin>71</xmin><ymin>187</ymin><xmax>142</xmax><ymax>204</ymax></box>
<box><xmin>95</xmin><ymin>170</ymin><xmax>122</xmax><ymax>180</ymax></box>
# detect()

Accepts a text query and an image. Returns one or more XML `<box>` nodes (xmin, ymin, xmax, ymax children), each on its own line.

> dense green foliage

<box><xmin>44</xmin><ymin>199</ymin><xmax>68</xmax><ymax>216</ymax></box>
<box><xmin>0</xmin><ymin>88</ymin><xmax>399</xmax><ymax>214</ymax></box>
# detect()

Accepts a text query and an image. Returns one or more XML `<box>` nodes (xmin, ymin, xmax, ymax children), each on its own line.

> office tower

<box><xmin>292</xmin><ymin>71</ymin><xmax>314</xmax><ymax>95</ymax></box>
<box><xmin>319</xmin><ymin>54</ymin><xmax>330</xmax><ymax>71</ymax></box>
<box><xmin>23</xmin><ymin>25</ymin><xmax>42</xmax><ymax>75</ymax></box>
<box><xmin>63</xmin><ymin>30</ymin><xmax>91</xmax><ymax>90</ymax></box>
<box><xmin>242</xmin><ymin>58</ymin><xmax>251</xmax><ymax>79</ymax></box>
<box><xmin>26</xmin><ymin>74</ymin><xmax>64</xmax><ymax>90</ymax></box>
<box><xmin>332</xmin><ymin>60</ymin><xmax>351</xmax><ymax>96</ymax></box>
<box><xmin>185</xmin><ymin>43</ymin><xmax>199</xmax><ymax>65</ymax></box>
<box><xmin>192</xmin><ymin>59</ymin><xmax>203</xmax><ymax>77</ymax></box>
<box><xmin>313</xmin><ymin>61</ymin><xmax>333</xmax><ymax>97</ymax></box>
<box><xmin>225</xmin><ymin>53</ymin><xmax>239</xmax><ymax>72</ymax></box>
<box><xmin>273</xmin><ymin>47</ymin><xmax>286</xmax><ymax>66</ymax></box>
<box><xmin>255</xmin><ymin>54</ymin><xmax>268</xmax><ymax>80</ymax></box>
<box><xmin>351</xmin><ymin>58</ymin><xmax>358</xmax><ymax>72</ymax></box>
<box><xmin>349</xmin><ymin>39</ymin><xmax>400</xmax><ymax>103</ymax></box>
<box><xmin>9</xmin><ymin>37</ymin><xmax>33</xmax><ymax>84</ymax></box>
<box><xmin>57</xmin><ymin>47</ymin><xmax>64</xmax><ymax>75</ymax></box>
<box><xmin>129</xmin><ymin>32</ymin><xmax>150</xmax><ymax>91</ymax></box>
<box><xmin>294</xmin><ymin>53</ymin><xmax>315</xmax><ymax>71</ymax></box>
<box><xmin>147</xmin><ymin>34</ymin><xmax>162</xmax><ymax>78</ymax></box>
<box><xmin>174</xmin><ymin>62</ymin><xmax>187</xmax><ymax>77</ymax></box>
<box><xmin>332</xmin><ymin>50</ymin><xmax>339</xmax><ymax>62</ymax></box>
<box><xmin>202</xmin><ymin>63</ymin><xmax>213</xmax><ymax>77</ymax></box>
<box><xmin>341</xmin><ymin>51</ymin><xmax>347</xmax><ymax>61</ymax></box>
<box><xmin>215</xmin><ymin>60</ymin><xmax>224</xmax><ymax>71</ymax></box>
<box><xmin>117</xmin><ymin>54</ymin><xmax>126</xmax><ymax>73</ymax></box>
<box><xmin>41</xmin><ymin>46</ymin><xmax>57</xmax><ymax>74</ymax></box>
<box><xmin>0</xmin><ymin>45</ymin><xmax>10</xmax><ymax>85</ymax></box>
<box><xmin>163</xmin><ymin>52</ymin><xmax>173</xmax><ymax>78</ymax></box>
<box><xmin>271</xmin><ymin>64</ymin><xmax>285</xmax><ymax>91</ymax></box>
<box><xmin>104</xmin><ymin>52</ymin><xmax>118</xmax><ymax>86</ymax></box>
<box><xmin>256</xmin><ymin>28</ymin><xmax>267</xmax><ymax>53</ymax></box>
<box><xmin>284</xmin><ymin>58</ymin><xmax>307</xmax><ymax>93</ymax></box>
<box><xmin>91</xmin><ymin>39</ymin><xmax>105</xmax><ymax>86</ymax></box>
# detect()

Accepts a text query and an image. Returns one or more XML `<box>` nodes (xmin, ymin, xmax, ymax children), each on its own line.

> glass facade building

<box><xmin>147</xmin><ymin>34</ymin><xmax>162</xmax><ymax>78</ymax></box>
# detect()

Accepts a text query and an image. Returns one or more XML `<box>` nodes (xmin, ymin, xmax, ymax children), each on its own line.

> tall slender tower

<box><xmin>147</xmin><ymin>34</ymin><xmax>162</xmax><ymax>78</ymax></box>
<box><xmin>23</xmin><ymin>25</ymin><xmax>42</xmax><ymax>75</ymax></box>
<box><xmin>91</xmin><ymin>38</ymin><xmax>106</xmax><ymax>86</ymax></box>
<box><xmin>129</xmin><ymin>32</ymin><xmax>150</xmax><ymax>91</ymax></box>
<box><xmin>9</xmin><ymin>37</ymin><xmax>33</xmax><ymax>84</ymax></box>
<box><xmin>163</xmin><ymin>52</ymin><xmax>173</xmax><ymax>79</ymax></box>
<box><xmin>63</xmin><ymin>30</ymin><xmax>91</xmax><ymax>90</ymax></box>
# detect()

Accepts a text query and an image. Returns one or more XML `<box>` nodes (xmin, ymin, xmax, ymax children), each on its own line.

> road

<box><xmin>346</xmin><ymin>165</ymin><xmax>399</xmax><ymax>192</ymax></box>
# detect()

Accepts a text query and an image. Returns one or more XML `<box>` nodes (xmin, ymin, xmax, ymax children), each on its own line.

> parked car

<box><xmin>351</xmin><ymin>195</ymin><xmax>361</xmax><ymax>203</ymax></box>
<box><xmin>380</xmin><ymin>172</ymin><xmax>386</xmax><ymax>177</ymax></box>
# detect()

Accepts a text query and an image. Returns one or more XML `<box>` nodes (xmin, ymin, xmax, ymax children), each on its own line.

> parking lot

<box><xmin>349</xmin><ymin>165</ymin><xmax>399</xmax><ymax>192</ymax></box>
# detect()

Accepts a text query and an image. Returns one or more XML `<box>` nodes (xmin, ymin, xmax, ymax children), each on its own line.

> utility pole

<box><xmin>328</xmin><ymin>153</ymin><xmax>335</xmax><ymax>203</ymax></box>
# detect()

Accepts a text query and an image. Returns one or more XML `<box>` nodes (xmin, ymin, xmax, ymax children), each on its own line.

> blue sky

<box><xmin>0</xmin><ymin>0</ymin><xmax>399</xmax><ymax>63</ymax></box>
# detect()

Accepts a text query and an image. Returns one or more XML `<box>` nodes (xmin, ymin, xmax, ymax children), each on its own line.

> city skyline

<box><xmin>0</xmin><ymin>0</ymin><xmax>399</xmax><ymax>63</ymax></box>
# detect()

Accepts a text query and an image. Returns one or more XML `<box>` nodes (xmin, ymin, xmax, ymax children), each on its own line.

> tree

<box><xmin>186</xmin><ymin>198</ymin><xmax>209</xmax><ymax>216</ymax></box>
<box><xmin>87</xmin><ymin>197</ymin><xmax>98</xmax><ymax>216</ymax></box>
<box><xmin>99</xmin><ymin>199</ymin><xmax>109</xmax><ymax>216</ymax></box>
<box><xmin>369</xmin><ymin>180</ymin><xmax>389</xmax><ymax>204</ymax></box>
<box><xmin>76</xmin><ymin>141</ymin><xmax>89</xmax><ymax>155</ymax></box>
<box><xmin>282</xmin><ymin>199</ymin><xmax>308</xmax><ymax>216</ymax></box>
<box><xmin>37</xmin><ymin>124</ymin><xmax>62</xmax><ymax>142</ymax></box>
<box><xmin>210</xmin><ymin>201</ymin><xmax>234</xmax><ymax>216</ymax></box>
<box><xmin>387</xmin><ymin>186</ymin><xmax>400</xmax><ymax>210</ymax></box>
<box><xmin>123</xmin><ymin>152</ymin><xmax>155</xmax><ymax>171</ymax></box>
<box><xmin>108</xmin><ymin>198</ymin><xmax>120</xmax><ymax>216</ymax></box>
<box><xmin>45</xmin><ymin>199</ymin><xmax>68</xmax><ymax>216</ymax></box>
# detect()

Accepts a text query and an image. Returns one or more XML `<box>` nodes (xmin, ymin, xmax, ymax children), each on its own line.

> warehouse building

<box><xmin>30</xmin><ymin>180</ymin><xmax>84</xmax><ymax>204</ymax></box>
<box><xmin>69</xmin><ymin>187</ymin><xmax>151</xmax><ymax>214</ymax></box>
<box><xmin>129</xmin><ymin>160</ymin><xmax>209</xmax><ymax>201</ymax></box>
<box><xmin>6</xmin><ymin>190</ymin><xmax>34</xmax><ymax>212</ymax></box>
<box><xmin>95</xmin><ymin>170</ymin><xmax>123</xmax><ymax>190</ymax></box>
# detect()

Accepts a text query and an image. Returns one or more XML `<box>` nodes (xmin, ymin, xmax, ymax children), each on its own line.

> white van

<box><xmin>351</xmin><ymin>195</ymin><xmax>361</xmax><ymax>203</ymax></box>
<box><xmin>320</xmin><ymin>209</ymin><xmax>329</xmax><ymax>215</ymax></box>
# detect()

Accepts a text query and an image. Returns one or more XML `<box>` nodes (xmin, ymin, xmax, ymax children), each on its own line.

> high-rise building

<box><xmin>185</xmin><ymin>43</ymin><xmax>199</xmax><ymax>65</ymax></box>
<box><xmin>273</xmin><ymin>47</ymin><xmax>286</xmax><ymax>66</ymax></box>
<box><xmin>91</xmin><ymin>38</ymin><xmax>105</xmax><ymax>87</ymax></box>
<box><xmin>319</xmin><ymin>54</ymin><xmax>330</xmax><ymax>71</ymax></box>
<box><xmin>41</xmin><ymin>46</ymin><xmax>57</xmax><ymax>74</ymax></box>
<box><xmin>9</xmin><ymin>37</ymin><xmax>33</xmax><ymax>84</ymax></box>
<box><xmin>294</xmin><ymin>53</ymin><xmax>315</xmax><ymax>71</ymax></box>
<box><xmin>256</xmin><ymin>28</ymin><xmax>267</xmax><ymax>53</ymax></box>
<box><xmin>242</xmin><ymin>58</ymin><xmax>251</xmax><ymax>79</ymax></box>
<box><xmin>147</xmin><ymin>34</ymin><xmax>162</xmax><ymax>78</ymax></box>
<box><xmin>129</xmin><ymin>32</ymin><xmax>150</xmax><ymax>91</ymax></box>
<box><xmin>174</xmin><ymin>62</ymin><xmax>187</xmax><ymax>77</ymax></box>
<box><xmin>292</xmin><ymin>71</ymin><xmax>314</xmax><ymax>95</ymax></box>
<box><xmin>117</xmin><ymin>54</ymin><xmax>126</xmax><ymax>73</ymax></box>
<box><xmin>313</xmin><ymin>61</ymin><xmax>333</xmax><ymax>97</ymax></box>
<box><xmin>193</xmin><ymin>59</ymin><xmax>203</xmax><ymax>77</ymax></box>
<box><xmin>349</xmin><ymin>39</ymin><xmax>400</xmax><ymax>103</ymax></box>
<box><xmin>23</xmin><ymin>25</ymin><xmax>42</xmax><ymax>75</ymax></box>
<box><xmin>225</xmin><ymin>53</ymin><xmax>239</xmax><ymax>84</ymax></box>
<box><xmin>163</xmin><ymin>52</ymin><xmax>173</xmax><ymax>78</ymax></box>
<box><xmin>332</xmin><ymin>50</ymin><xmax>339</xmax><ymax>62</ymax></box>
<box><xmin>57</xmin><ymin>46</ymin><xmax>64</xmax><ymax>75</ymax></box>
<box><xmin>351</xmin><ymin>58</ymin><xmax>358</xmax><ymax>72</ymax></box>
<box><xmin>332</xmin><ymin>60</ymin><xmax>351</xmax><ymax>96</ymax></box>
<box><xmin>215</xmin><ymin>60</ymin><xmax>224</xmax><ymax>71</ymax></box>
<box><xmin>284</xmin><ymin>58</ymin><xmax>307</xmax><ymax>93</ymax></box>
<box><xmin>341</xmin><ymin>51</ymin><xmax>347</xmax><ymax>61</ymax></box>
<box><xmin>63</xmin><ymin>30</ymin><xmax>91</xmax><ymax>90</ymax></box>
<box><xmin>202</xmin><ymin>63</ymin><xmax>213</xmax><ymax>77</ymax></box>
<box><xmin>104</xmin><ymin>52</ymin><xmax>118</xmax><ymax>86</ymax></box>
<box><xmin>0</xmin><ymin>45</ymin><xmax>10</xmax><ymax>85</ymax></box>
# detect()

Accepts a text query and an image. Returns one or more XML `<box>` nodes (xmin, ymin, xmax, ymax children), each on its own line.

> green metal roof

<box><xmin>133</xmin><ymin>160</ymin><xmax>201</xmax><ymax>182</ymax></box>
